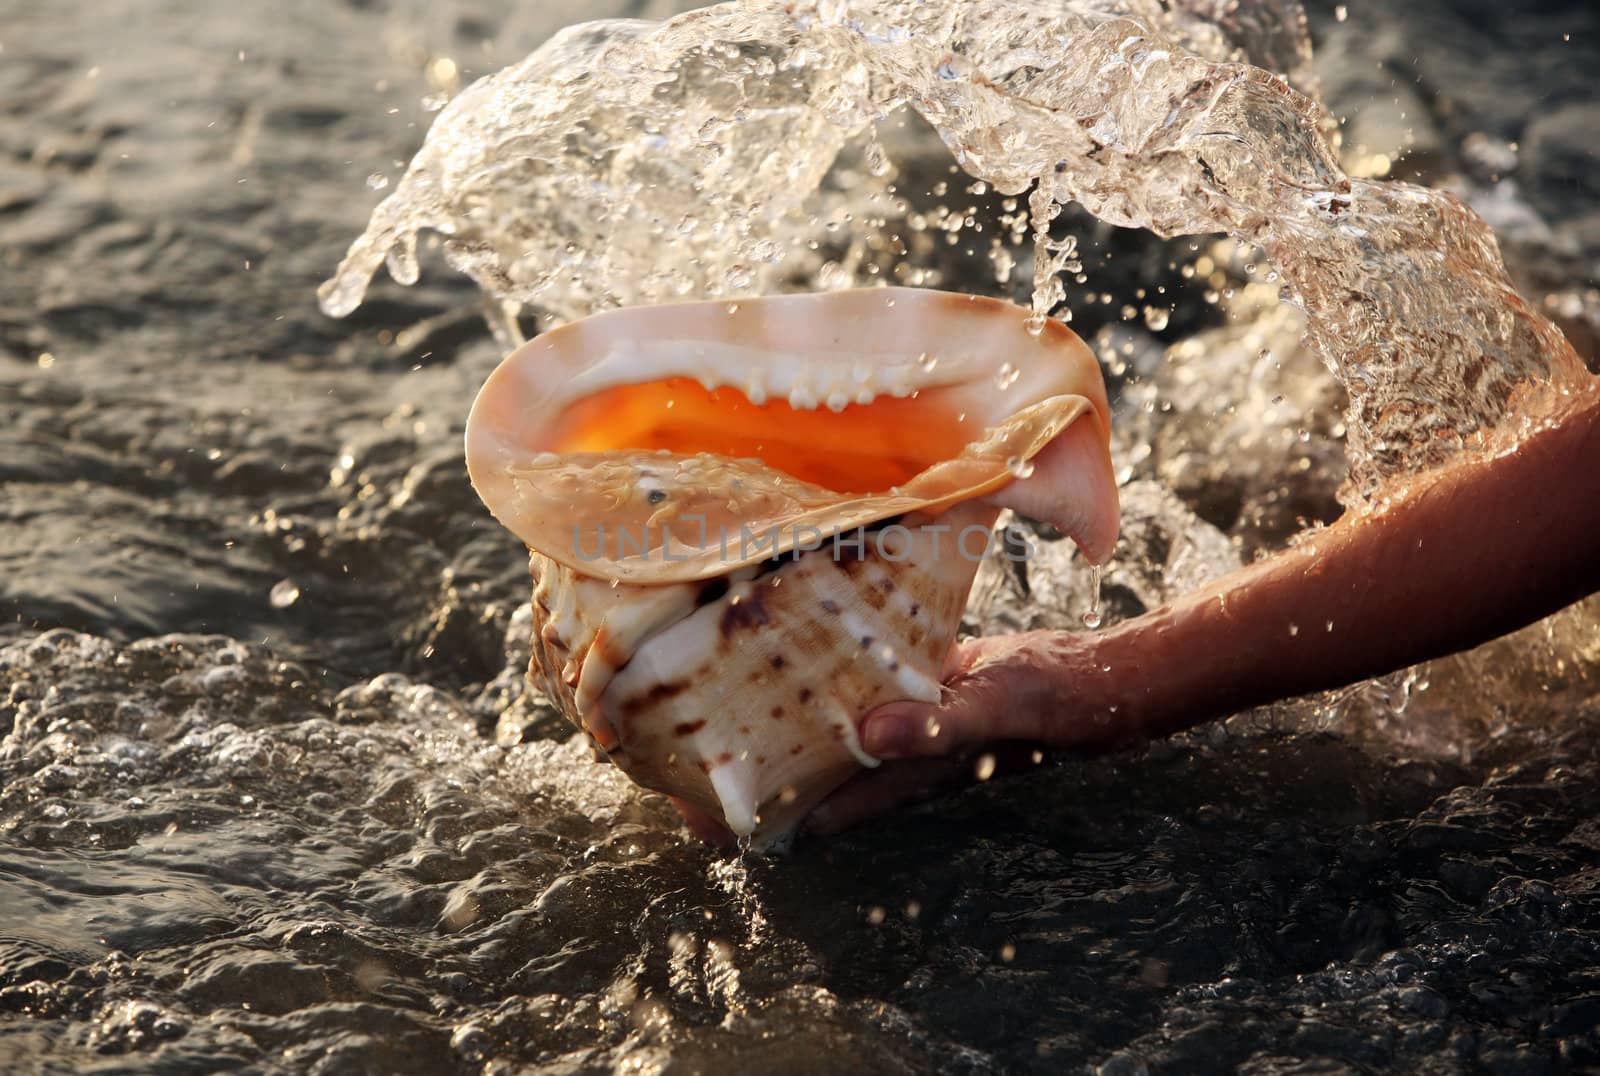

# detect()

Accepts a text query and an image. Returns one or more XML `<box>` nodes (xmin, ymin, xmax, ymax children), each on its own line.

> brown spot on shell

<box><xmin>835</xmin><ymin>539</ymin><xmax>867</xmax><ymax>565</ymax></box>
<box><xmin>790</xmin><ymin>743</ymin><xmax>805</xmax><ymax>755</ymax></box>
<box><xmin>820</xmin><ymin>599</ymin><xmax>841</xmax><ymax>615</ymax></box>
<box><xmin>719</xmin><ymin>594</ymin><xmax>770</xmax><ymax>636</ymax></box>
<box><xmin>798</xmin><ymin>687</ymin><xmax>813</xmax><ymax>704</ymax></box>
<box><xmin>770</xmin><ymin>654</ymin><xmax>786</xmax><ymax>669</ymax></box>
<box><xmin>643</xmin><ymin>680</ymin><xmax>690</xmax><ymax>705</ymax></box>
<box><xmin>770</xmin><ymin>705</ymin><xmax>784</xmax><ymax>718</ymax></box>
<box><xmin>673</xmin><ymin>719</ymin><xmax>707</xmax><ymax>736</ymax></box>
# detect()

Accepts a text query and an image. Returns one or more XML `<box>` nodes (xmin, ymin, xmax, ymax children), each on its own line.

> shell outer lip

<box><xmin>465</xmin><ymin>288</ymin><xmax>1113</xmax><ymax>584</ymax></box>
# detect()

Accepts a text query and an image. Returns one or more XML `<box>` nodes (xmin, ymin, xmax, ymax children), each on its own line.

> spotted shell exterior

<box><xmin>466</xmin><ymin>288</ymin><xmax>1119</xmax><ymax>844</ymax></box>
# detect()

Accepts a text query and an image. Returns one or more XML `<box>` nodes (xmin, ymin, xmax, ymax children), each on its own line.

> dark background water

<box><xmin>2</xmin><ymin>1</ymin><xmax>1599</xmax><ymax>1072</ymax></box>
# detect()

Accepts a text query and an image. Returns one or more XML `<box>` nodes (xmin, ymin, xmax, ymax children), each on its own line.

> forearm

<box><xmin>1083</xmin><ymin>380</ymin><xmax>1600</xmax><ymax>739</ymax></box>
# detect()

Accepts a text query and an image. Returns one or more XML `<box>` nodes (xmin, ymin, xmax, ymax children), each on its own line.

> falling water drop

<box><xmin>1005</xmin><ymin>456</ymin><xmax>1036</xmax><ymax>479</ymax></box>
<box><xmin>365</xmin><ymin>172</ymin><xmax>389</xmax><ymax>191</ymax></box>
<box><xmin>863</xmin><ymin>134</ymin><xmax>891</xmax><ymax>177</ymax></box>
<box><xmin>1080</xmin><ymin>564</ymin><xmax>1103</xmax><ymax>629</ymax></box>
<box><xmin>269</xmin><ymin>579</ymin><xmax>301</xmax><ymax>608</ymax></box>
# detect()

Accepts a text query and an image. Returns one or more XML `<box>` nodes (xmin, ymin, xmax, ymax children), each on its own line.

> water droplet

<box><xmin>866</xmin><ymin>905</ymin><xmax>887</xmax><ymax>925</ymax></box>
<box><xmin>1142</xmin><ymin>305</ymin><xmax>1170</xmax><ymax>331</ymax></box>
<box><xmin>974</xmin><ymin>753</ymin><xmax>997</xmax><ymax>781</ymax></box>
<box><xmin>1080</xmin><ymin>564</ymin><xmax>1103</xmax><ymax>629</ymax></box>
<box><xmin>917</xmin><ymin>351</ymin><xmax>939</xmax><ymax>372</ymax></box>
<box><xmin>994</xmin><ymin>362</ymin><xmax>1021</xmax><ymax>390</ymax></box>
<box><xmin>1005</xmin><ymin>456</ymin><xmax>1036</xmax><ymax>479</ymax></box>
<box><xmin>863</xmin><ymin>137</ymin><xmax>891</xmax><ymax>177</ymax></box>
<box><xmin>366</xmin><ymin>172</ymin><xmax>389</xmax><ymax>191</ymax></box>
<box><xmin>269</xmin><ymin>579</ymin><xmax>301</xmax><ymax>608</ymax></box>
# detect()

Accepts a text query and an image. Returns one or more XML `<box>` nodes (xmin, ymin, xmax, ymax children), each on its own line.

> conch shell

<box><xmin>466</xmin><ymin>288</ymin><xmax>1119</xmax><ymax>844</ymax></box>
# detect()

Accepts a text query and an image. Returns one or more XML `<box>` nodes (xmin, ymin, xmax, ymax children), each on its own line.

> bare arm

<box><xmin>1097</xmin><ymin>380</ymin><xmax>1600</xmax><ymax>738</ymax></box>
<box><xmin>810</xmin><ymin>379</ymin><xmax>1600</xmax><ymax>830</ymax></box>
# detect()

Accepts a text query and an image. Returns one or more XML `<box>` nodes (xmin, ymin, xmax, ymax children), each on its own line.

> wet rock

<box><xmin>1522</xmin><ymin>103</ymin><xmax>1600</xmax><ymax>223</ymax></box>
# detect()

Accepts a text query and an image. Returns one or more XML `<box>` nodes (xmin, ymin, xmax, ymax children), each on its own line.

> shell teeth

<box><xmin>824</xmin><ymin>390</ymin><xmax>850</xmax><ymax>413</ymax></box>
<box><xmin>787</xmin><ymin>385</ymin><xmax>819</xmax><ymax>410</ymax></box>
<box><xmin>707</xmin><ymin>759</ymin><xmax>759</xmax><ymax>836</ymax></box>
<box><xmin>745</xmin><ymin>380</ymin><xmax>767</xmax><ymax>406</ymax></box>
<box><xmin>822</xmin><ymin>701</ymin><xmax>880</xmax><ymax>769</ymax></box>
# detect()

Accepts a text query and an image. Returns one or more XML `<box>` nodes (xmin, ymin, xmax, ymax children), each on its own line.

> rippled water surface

<box><xmin>4</xmin><ymin>1</ymin><xmax>1600</xmax><ymax>1072</ymax></box>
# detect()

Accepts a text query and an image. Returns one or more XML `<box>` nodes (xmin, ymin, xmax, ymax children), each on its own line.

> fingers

<box><xmin>806</xmin><ymin>744</ymin><xmax>1051</xmax><ymax>835</ymax></box>
<box><xmin>668</xmin><ymin>795</ymin><xmax>736</xmax><ymax>846</ymax></box>
<box><xmin>861</xmin><ymin>634</ymin><xmax>1056</xmax><ymax>759</ymax></box>
<box><xmin>804</xmin><ymin>757</ymin><xmax>976</xmax><ymax>834</ymax></box>
<box><xmin>860</xmin><ymin>678</ymin><xmax>1007</xmax><ymax>758</ymax></box>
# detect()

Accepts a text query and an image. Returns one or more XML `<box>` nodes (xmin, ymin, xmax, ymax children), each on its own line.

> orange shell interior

<box><xmin>542</xmin><ymin>377</ymin><xmax>978</xmax><ymax>494</ymax></box>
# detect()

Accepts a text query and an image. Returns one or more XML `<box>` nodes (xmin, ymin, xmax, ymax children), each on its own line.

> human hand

<box><xmin>667</xmin><ymin>629</ymin><xmax>1133</xmax><ymax>844</ymax></box>
<box><xmin>805</xmin><ymin>629</ymin><xmax>1131</xmax><ymax>834</ymax></box>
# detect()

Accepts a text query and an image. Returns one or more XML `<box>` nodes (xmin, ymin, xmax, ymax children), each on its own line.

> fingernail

<box><xmin>863</xmin><ymin>708</ymin><xmax>915</xmax><ymax>758</ymax></box>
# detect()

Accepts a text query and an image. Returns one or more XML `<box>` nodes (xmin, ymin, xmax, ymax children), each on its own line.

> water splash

<box><xmin>322</xmin><ymin>0</ymin><xmax>1585</xmax><ymax>497</ymax></box>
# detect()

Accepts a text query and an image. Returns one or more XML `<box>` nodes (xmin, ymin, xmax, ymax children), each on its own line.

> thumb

<box><xmin>860</xmin><ymin>652</ymin><xmax>1025</xmax><ymax>759</ymax></box>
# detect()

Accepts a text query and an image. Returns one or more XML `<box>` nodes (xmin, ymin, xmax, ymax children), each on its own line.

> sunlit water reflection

<box><xmin>3</xmin><ymin>0</ymin><xmax>1598</xmax><ymax>1071</ymax></box>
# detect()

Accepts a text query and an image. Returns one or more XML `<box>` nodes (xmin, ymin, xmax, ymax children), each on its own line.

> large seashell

<box><xmin>466</xmin><ymin>288</ymin><xmax>1120</xmax><ymax>844</ymax></box>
